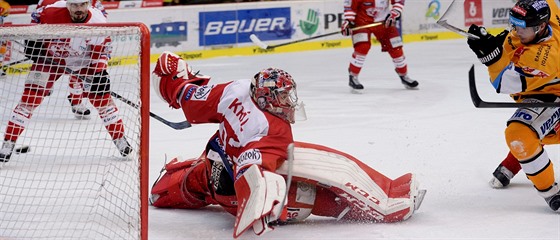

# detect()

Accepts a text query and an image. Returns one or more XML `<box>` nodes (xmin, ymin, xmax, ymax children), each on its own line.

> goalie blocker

<box><xmin>150</xmin><ymin>141</ymin><xmax>426</xmax><ymax>237</ymax></box>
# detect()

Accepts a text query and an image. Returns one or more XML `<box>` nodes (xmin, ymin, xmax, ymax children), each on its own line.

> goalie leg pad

<box><xmin>233</xmin><ymin>165</ymin><xmax>287</xmax><ymax>238</ymax></box>
<box><xmin>277</xmin><ymin>142</ymin><xmax>424</xmax><ymax>223</ymax></box>
<box><xmin>150</xmin><ymin>156</ymin><xmax>210</xmax><ymax>209</ymax></box>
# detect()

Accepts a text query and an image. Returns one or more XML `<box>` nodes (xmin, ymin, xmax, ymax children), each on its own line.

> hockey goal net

<box><xmin>0</xmin><ymin>23</ymin><xmax>149</xmax><ymax>239</ymax></box>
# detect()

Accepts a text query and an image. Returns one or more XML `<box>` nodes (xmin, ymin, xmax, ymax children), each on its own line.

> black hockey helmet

<box><xmin>509</xmin><ymin>0</ymin><xmax>550</xmax><ymax>28</ymax></box>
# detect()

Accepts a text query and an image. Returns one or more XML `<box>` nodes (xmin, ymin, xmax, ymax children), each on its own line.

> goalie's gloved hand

<box><xmin>341</xmin><ymin>20</ymin><xmax>354</xmax><ymax>36</ymax></box>
<box><xmin>84</xmin><ymin>70</ymin><xmax>111</xmax><ymax>95</ymax></box>
<box><xmin>467</xmin><ymin>24</ymin><xmax>509</xmax><ymax>66</ymax></box>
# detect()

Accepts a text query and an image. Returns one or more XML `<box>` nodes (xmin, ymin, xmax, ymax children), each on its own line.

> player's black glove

<box><xmin>84</xmin><ymin>70</ymin><xmax>111</xmax><ymax>95</ymax></box>
<box><xmin>467</xmin><ymin>24</ymin><xmax>509</xmax><ymax>66</ymax></box>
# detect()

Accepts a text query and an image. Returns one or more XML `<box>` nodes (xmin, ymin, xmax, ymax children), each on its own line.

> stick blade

<box><xmin>250</xmin><ymin>34</ymin><xmax>269</xmax><ymax>50</ymax></box>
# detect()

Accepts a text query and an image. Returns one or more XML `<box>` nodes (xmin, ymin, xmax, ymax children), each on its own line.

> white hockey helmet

<box><xmin>250</xmin><ymin>67</ymin><xmax>299</xmax><ymax>123</ymax></box>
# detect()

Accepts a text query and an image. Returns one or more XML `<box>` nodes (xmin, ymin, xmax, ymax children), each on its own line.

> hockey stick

<box><xmin>436</xmin><ymin>0</ymin><xmax>480</xmax><ymax>40</ymax></box>
<box><xmin>436</xmin><ymin>19</ymin><xmax>480</xmax><ymax>40</ymax></box>
<box><xmin>1</xmin><ymin>58</ymin><xmax>31</xmax><ymax>76</ymax></box>
<box><xmin>110</xmin><ymin>91</ymin><xmax>192</xmax><ymax>130</ymax></box>
<box><xmin>10</xmin><ymin>40</ymin><xmax>191</xmax><ymax>130</ymax></box>
<box><xmin>250</xmin><ymin>22</ymin><xmax>382</xmax><ymax>50</ymax></box>
<box><xmin>468</xmin><ymin>65</ymin><xmax>560</xmax><ymax>108</ymax></box>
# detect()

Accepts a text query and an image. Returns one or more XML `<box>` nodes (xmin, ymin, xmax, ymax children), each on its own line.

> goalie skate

<box><xmin>414</xmin><ymin>189</ymin><xmax>427</xmax><ymax>211</ymax></box>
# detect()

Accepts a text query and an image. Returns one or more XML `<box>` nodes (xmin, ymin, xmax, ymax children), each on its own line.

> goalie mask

<box><xmin>251</xmin><ymin>68</ymin><xmax>298</xmax><ymax>123</ymax></box>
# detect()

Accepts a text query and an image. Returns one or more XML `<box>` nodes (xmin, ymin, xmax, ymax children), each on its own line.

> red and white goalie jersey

<box><xmin>30</xmin><ymin>1</ymin><xmax>110</xmax><ymax>72</ymax></box>
<box><xmin>343</xmin><ymin>0</ymin><xmax>404</xmax><ymax>25</ymax></box>
<box><xmin>180</xmin><ymin>79</ymin><xmax>294</xmax><ymax>176</ymax></box>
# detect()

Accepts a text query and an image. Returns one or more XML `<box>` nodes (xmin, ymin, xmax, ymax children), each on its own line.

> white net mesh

<box><xmin>0</xmin><ymin>24</ymin><xmax>146</xmax><ymax>239</ymax></box>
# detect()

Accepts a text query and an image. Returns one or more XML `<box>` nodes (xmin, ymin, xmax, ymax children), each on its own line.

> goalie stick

<box><xmin>250</xmin><ymin>22</ymin><xmax>382</xmax><ymax>50</ymax></box>
<box><xmin>10</xmin><ymin>40</ymin><xmax>191</xmax><ymax>130</ymax></box>
<box><xmin>468</xmin><ymin>65</ymin><xmax>560</xmax><ymax>108</ymax></box>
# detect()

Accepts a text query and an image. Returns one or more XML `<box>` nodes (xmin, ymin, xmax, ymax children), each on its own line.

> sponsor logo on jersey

<box><xmin>235</xmin><ymin>149</ymin><xmax>262</xmax><ymax>166</ymax></box>
<box><xmin>199</xmin><ymin>8</ymin><xmax>291</xmax><ymax>46</ymax></box>
<box><xmin>228</xmin><ymin>98</ymin><xmax>251</xmax><ymax>131</ymax></box>
<box><xmin>540</xmin><ymin>108</ymin><xmax>560</xmax><ymax>135</ymax></box>
<box><xmin>512</xmin><ymin>110</ymin><xmax>533</xmax><ymax>121</ymax></box>
<box><xmin>183</xmin><ymin>86</ymin><xmax>196</xmax><ymax>101</ymax></box>
<box><xmin>522</xmin><ymin>66</ymin><xmax>549</xmax><ymax>78</ymax></box>
<box><xmin>191</xmin><ymin>85</ymin><xmax>213</xmax><ymax>101</ymax></box>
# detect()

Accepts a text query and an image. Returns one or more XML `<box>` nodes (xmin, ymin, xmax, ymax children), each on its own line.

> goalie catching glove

<box><xmin>467</xmin><ymin>25</ymin><xmax>509</xmax><ymax>66</ymax></box>
<box><xmin>152</xmin><ymin>51</ymin><xmax>211</xmax><ymax>108</ymax></box>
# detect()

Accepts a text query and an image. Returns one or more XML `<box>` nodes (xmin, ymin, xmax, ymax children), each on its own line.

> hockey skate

<box><xmin>349</xmin><ymin>74</ymin><xmax>364</xmax><ymax>92</ymax></box>
<box><xmin>489</xmin><ymin>164</ymin><xmax>515</xmax><ymax>188</ymax></box>
<box><xmin>0</xmin><ymin>140</ymin><xmax>15</xmax><ymax>162</ymax></box>
<box><xmin>68</xmin><ymin>95</ymin><xmax>91</xmax><ymax>120</ymax></box>
<box><xmin>399</xmin><ymin>75</ymin><xmax>419</xmax><ymax>89</ymax></box>
<box><xmin>543</xmin><ymin>183</ymin><xmax>560</xmax><ymax>211</ymax></box>
<box><xmin>113</xmin><ymin>137</ymin><xmax>132</xmax><ymax>157</ymax></box>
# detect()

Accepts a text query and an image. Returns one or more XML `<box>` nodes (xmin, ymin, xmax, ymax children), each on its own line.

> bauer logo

<box><xmin>199</xmin><ymin>8</ymin><xmax>292</xmax><ymax>46</ymax></box>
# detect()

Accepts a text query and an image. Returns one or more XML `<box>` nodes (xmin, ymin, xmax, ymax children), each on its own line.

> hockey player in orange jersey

<box><xmin>467</xmin><ymin>0</ymin><xmax>560</xmax><ymax>211</ymax></box>
<box><xmin>149</xmin><ymin>51</ymin><xmax>426</xmax><ymax>238</ymax></box>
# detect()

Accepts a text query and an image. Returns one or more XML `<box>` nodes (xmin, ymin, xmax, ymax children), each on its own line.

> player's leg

<box><xmin>348</xmin><ymin>30</ymin><xmax>372</xmax><ymax>91</ymax></box>
<box><xmin>505</xmin><ymin>104</ymin><xmax>560</xmax><ymax>211</ymax></box>
<box><xmin>67</xmin><ymin>75</ymin><xmax>91</xmax><ymax>120</ymax></box>
<box><xmin>374</xmin><ymin>26</ymin><xmax>418</xmax><ymax>89</ymax></box>
<box><xmin>1</xmin><ymin>67</ymin><xmax>59</xmax><ymax>162</ymax></box>
<box><xmin>81</xmin><ymin>69</ymin><xmax>131</xmax><ymax>157</ymax></box>
<box><xmin>87</xmin><ymin>92</ymin><xmax>131</xmax><ymax>157</ymax></box>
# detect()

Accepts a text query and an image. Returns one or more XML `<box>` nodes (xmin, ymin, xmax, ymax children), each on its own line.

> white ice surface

<box><xmin>148</xmin><ymin>39</ymin><xmax>560</xmax><ymax>239</ymax></box>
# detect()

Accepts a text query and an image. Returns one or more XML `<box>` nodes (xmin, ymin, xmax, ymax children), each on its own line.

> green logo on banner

<box><xmin>300</xmin><ymin>9</ymin><xmax>319</xmax><ymax>36</ymax></box>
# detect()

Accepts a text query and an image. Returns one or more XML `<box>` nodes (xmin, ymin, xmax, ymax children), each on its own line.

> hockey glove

<box><xmin>152</xmin><ymin>51</ymin><xmax>211</xmax><ymax>109</ymax></box>
<box><xmin>467</xmin><ymin>24</ymin><xmax>509</xmax><ymax>66</ymax></box>
<box><xmin>341</xmin><ymin>20</ymin><xmax>354</xmax><ymax>36</ymax></box>
<box><xmin>384</xmin><ymin>8</ymin><xmax>402</xmax><ymax>28</ymax></box>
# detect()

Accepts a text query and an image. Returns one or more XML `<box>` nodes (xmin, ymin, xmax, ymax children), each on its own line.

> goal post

<box><xmin>0</xmin><ymin>23</ymin><xmax>150</xmax><ymax>239</ymax></box>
